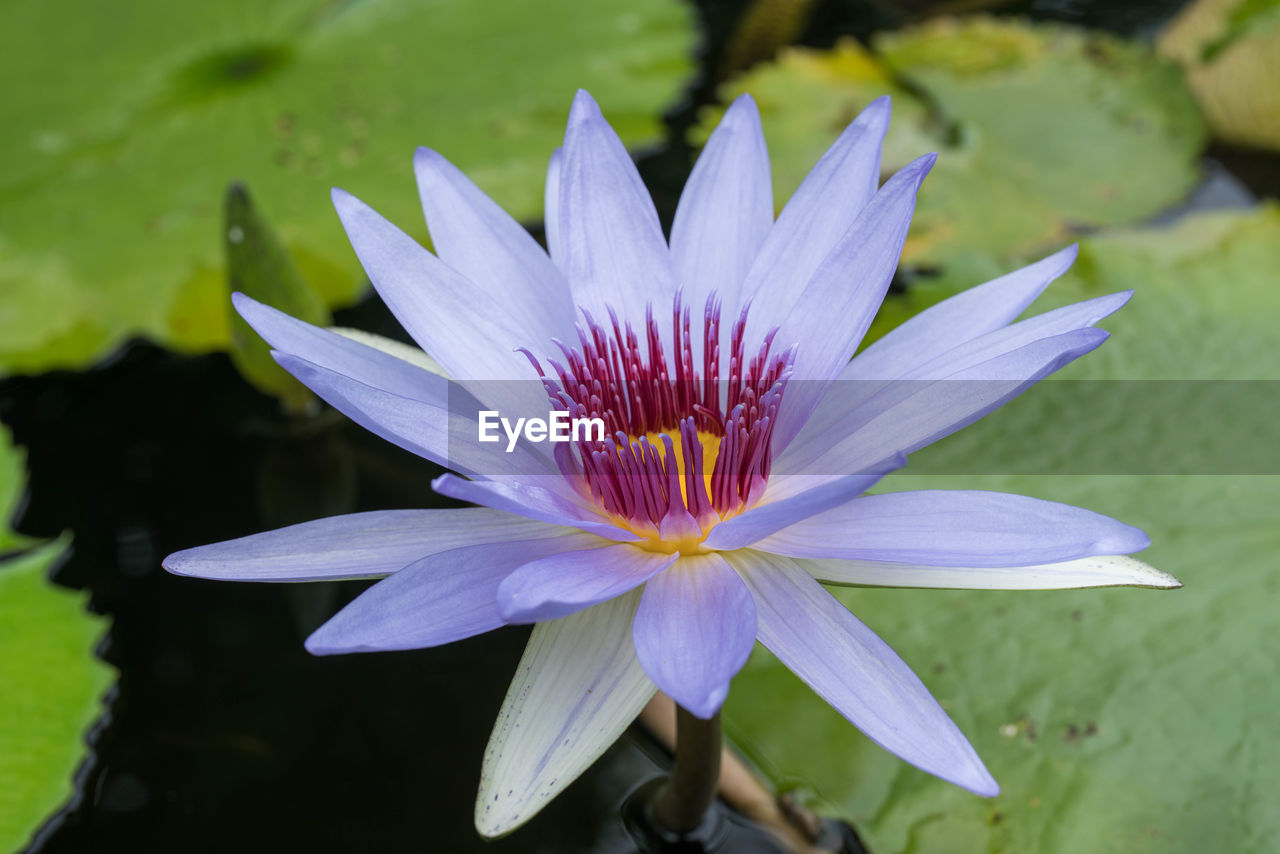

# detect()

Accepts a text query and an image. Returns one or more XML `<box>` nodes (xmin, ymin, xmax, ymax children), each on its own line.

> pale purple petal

<box><xmin>632</xmin><ymin>554</ymin><xmax>756</xmax><ymax>719</ymax></box>
<box><xmin>755</xmin><ymin>490</ymin><xmax>1150</xmax><ymax>567</ymax></box>
<box><xmin>797</xmin><ymin>554</ymin><xmax>1182</xmax><ymax>590</ymax></box>
<box><xmin>775</xmin><ymin>153</ymin><xmax>934</xmax><ymax>379</ymax></box>
<box><xmin>163</xmin><ymin>509</ymin><xmax>568</xmax><ymax>582</ymax></box>
<box><xmin>331</xmin><ymin>188</ymin><xmax>537</xmax><ymax>380</ymax></box>
<box><xmin>767</xmin><ymin>154</ymin><xmax>936</xmax><ymax>449</ymax></box>
<box><xmin>306</xmin><ymin>535</ymin><xmax>598</xmax><ymax>655</ymax></box>
<box><xmin>273</xmin><ymin>351</ymin><xmax>452</xmax><ymax>470</ymax></box>
<box><xmin>842</xmin><ymin>245</ymin><xmax>1079</xmax><ymax>381</ymax></box>
<box><xmin>432</xmin><ymin>474</ymin><xmax>639</xmax><ymax>541</ymax></box>
<box><xmin>414</xmin><ymin>148</ymin><xmax>575</xmax><ymax>342</ymax></box>
<box><xmin>272</xmin><ymin>353</ymin><xmax>554</xmax><ymax>479</ymax></box>
<box><xmin>784</xmin><ymin>327</ymin><xmax>1110</xmax><ymax>479</ymax></box>
<box><xmin>738</xmin><ymin>97</ymin><xmax>890</xmax><ymax>321</ymax></box>
<box><xmin>727</xmin><ymin>550</ymin><xmax>998</xmax><ymax>796</ymax></box>
<box><xmin>670</xmin><ymin>94</ymin><xmax>772</xmax><ymax>330</ymax></box>
<box><xmin>559</xmin><ymin>90</ymin><xmax>675</xmax><ymax>337</ymax></box>
<box><xmin>702</xmin><ymin>459</ymin><xmax>901</xmax><ymax>550</ymax></box>
<box><xmin>245</xmin><ymin>304</ymin><xmax>560</xmax><ymax>483</ymax></box>
<box><xmin>477</xmin><ymin>591</ymin><xmax>655</xmax><ymax>837</ymax></box>
<box><xmin>907</xmin><ymin>291</ymin><xmax>1132</xmax><ymax>381</ymax></box>
<box><xmin>234</xmin><ymin>292</ymin><xmax>446</xmax><ymax>403</ymax></box>
<box><xmin>497</xmin><ymin>544</ymin><xmax>676</xmax><ymax>623</ymax></box>
<box><xmin>783</xmin><ymin>291</ymin><xmax>1126</xmax><ymax>470</ymax></box>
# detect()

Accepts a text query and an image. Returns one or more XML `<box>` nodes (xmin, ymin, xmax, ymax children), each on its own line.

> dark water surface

<box><xmin>1</xmin><ymin>1</ymin><xmax>1221</xmax><ymax>851</ymax></box>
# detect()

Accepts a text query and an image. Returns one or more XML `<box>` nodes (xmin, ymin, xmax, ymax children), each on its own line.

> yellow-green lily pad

<box><xmin>705</xmin><ymin>17</ymin><xmax>1206</xmax><ymax>270</ymax></box>
<box><xmin>0</xmin><ymin>0</ymin><xmax>694</xmax><ymax>374</ymax></box>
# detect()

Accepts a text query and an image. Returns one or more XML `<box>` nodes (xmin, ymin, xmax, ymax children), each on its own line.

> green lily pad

<box><xmin>0</xmin><ymin>427</ymin><xmax>114</xmax><ymax>853</ymax></box>
<box><xmin>705</xmin><ymin>17</ymin><xmax>1206</xmax><ymax>270</ymax></box>
<box><xmin>725</xmin><ymin>207</ymin><xmax>1280</xmax><ymax>852</ymax></box>
<box><xmin>0</xmin><ymin>0</ymin><xmax>694</xmax><ymax>374</ymax></box>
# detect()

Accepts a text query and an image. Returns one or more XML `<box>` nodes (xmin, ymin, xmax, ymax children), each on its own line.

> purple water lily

<box><xmin>165</xmin><ymin>91</ymin><xmax>1178</xmax><ymax>837</ymax></box>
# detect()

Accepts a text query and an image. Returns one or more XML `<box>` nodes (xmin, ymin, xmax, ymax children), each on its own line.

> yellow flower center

<box><xmin>611</xmin><ymin>428</ymin><xmax>725</xmax><ymax>555</ymax></box>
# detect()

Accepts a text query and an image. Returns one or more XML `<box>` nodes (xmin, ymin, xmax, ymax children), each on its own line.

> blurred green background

<box><xmin>1</xmin><ymin>0</ymin><xmax>1277</xmax><ymax>852</ymax></box>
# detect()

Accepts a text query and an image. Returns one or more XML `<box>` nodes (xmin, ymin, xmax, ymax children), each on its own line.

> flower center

<box><xmin>522</xmin><ymin>295</ymin><xmax>794</xmax><ymax>550</ymax></box>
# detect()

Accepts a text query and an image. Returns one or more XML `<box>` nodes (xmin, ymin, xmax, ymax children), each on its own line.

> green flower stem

<box><xmin>651</xmin><ymin>705</ymin><xmax>722</xmax><ymax>835</ymax></box>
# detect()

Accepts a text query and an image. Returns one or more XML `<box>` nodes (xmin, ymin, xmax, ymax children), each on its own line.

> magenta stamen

<box><xmin>529</xmin><ymin>294</ymin><xmax>793</xmax><ymax>536</ymax></box>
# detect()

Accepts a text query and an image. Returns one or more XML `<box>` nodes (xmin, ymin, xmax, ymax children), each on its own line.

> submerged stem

<box><xmin>651</xmin><ymin>705</ymin><xmax>722</xmax><ymax>835</ymax></box>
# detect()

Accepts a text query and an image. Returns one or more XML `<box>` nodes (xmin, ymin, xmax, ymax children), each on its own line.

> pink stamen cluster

<box><xmin>522</xmin><ymin>295</ymin><xmax>794</xmax><ymax>538</ymax></box>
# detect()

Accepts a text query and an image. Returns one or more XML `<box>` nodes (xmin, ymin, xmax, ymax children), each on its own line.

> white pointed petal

<box><xmin>798</xmin><ymin>554</ymin><xmax>1182</xmax><ymax>590</ymax></box>
<box><xmin>329</xmin><ymin>327</ymin><xmax>446</xmax><ymax>377</ymax></box>
<box><xmin>476</xmin><ymin>590</ymin><xmax>655</xmax><ymax>837</ymax></box>
<box><xmin>545</xmin><ymin>147</ymin><xmax>564</xmax><ymax>264</ymax></box>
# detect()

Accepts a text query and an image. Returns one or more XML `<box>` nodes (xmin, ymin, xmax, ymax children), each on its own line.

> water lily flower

<box><xmin>164</xmin><ymin>90</ymin><xmax>1179</xmax><ymax>837</ymax></box>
